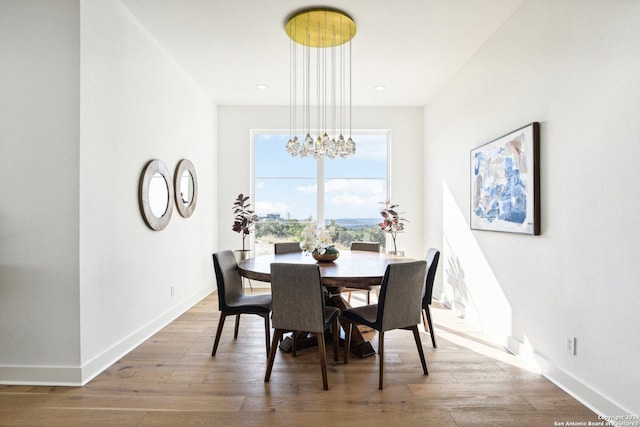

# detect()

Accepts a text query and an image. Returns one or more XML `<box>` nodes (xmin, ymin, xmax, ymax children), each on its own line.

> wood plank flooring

<box><xmin>0</xmin><ymin>291</ymin><xmax>600</xmax><ymax>426</ymax></box>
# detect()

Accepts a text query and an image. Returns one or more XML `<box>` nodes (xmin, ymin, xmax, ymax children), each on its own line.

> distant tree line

<box><xmin>256</xmin><ymin>219</ymin><xmax>385</xmax><ymax>250</ymax></box>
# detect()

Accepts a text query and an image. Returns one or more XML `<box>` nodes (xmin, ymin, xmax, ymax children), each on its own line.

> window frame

<box><xmin>250</xmin><ymin>129</ymin><xmax>391</xmax><ymax>250</ymax></box>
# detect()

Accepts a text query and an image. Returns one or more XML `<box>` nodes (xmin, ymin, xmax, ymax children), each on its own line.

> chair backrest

<box><xmin>422</xmin><ymin>248</ymin><xmax>440</xmax><ymax>308</ymax></box>
<box><xmin>377</xmin><ymin>260</ymin><xmax>427</xmax><ymax>332</ymax></box>
<box><xmin>350</xmin><ymin>241</ymin><xmax>380</xmax><ymax>252</ymax></box>
<box><xmin>274</xmin><ymin>242</ymin><xmax>303</xmax><ymax>254</ymax></box>
<box><xmin>212</xmin><ymin>250</ymin><xmax>244</xmax><ymax>311</ymax></box>
<box><xmin>270</xmin><ymin>263</ymin><xmax>326</xmax><ymax>333</ymax></box>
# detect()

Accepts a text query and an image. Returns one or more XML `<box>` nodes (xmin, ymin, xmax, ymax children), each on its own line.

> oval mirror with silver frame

<box><xmin>139</xmin><ymin>159</ymin><xmax>174</xmax><ymax>231</ymax></box>
<box><xmin>174</xmin><ymin>159</ymin><xmax>198</xmax><ymax>218</ymax></box>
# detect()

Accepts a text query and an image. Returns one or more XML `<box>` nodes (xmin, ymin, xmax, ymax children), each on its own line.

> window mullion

<box><xmin>317</xmin><ymin>157</ymin><xmax>325</xmax><ymax>226</ymax></box>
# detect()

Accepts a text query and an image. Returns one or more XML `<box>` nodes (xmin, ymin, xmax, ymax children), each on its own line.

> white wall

<box><xmin>0</xmin><ymin>0</ymin><xmax>217</xmax><ymax>385</ymax></box>
<box><xmin>424</xmin><ymin>0</ymin><xmax>640</xmax><ymax>416</ymax></box>
<box><xmin>0</xmin><ymin>0</ymin><xmax>82</xmax><ymax>380</ymax></box>
<box><xmin>78</xmin><ymin>0</ymin><xmax>216</xmax><ymax>382</ymax></box>
<box><xmin>217</xmin><ymin>106</ymin><xmax>425</xmax><ymax>258</ymax></box>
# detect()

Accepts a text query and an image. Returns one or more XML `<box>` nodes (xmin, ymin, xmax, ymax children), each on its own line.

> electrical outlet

<box><xmin>566</xmin><ymin>336</ymin><xmax>576</xmax><ymax>355</ymax></box>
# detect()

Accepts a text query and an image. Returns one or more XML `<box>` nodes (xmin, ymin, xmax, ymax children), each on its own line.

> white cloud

<box><xmin>295</xmin><ymin>184</ymin><xmax>318</xmax><ymax>193</ymax></box>
<box><xmin>325</xmin><ymin>179</ymin><xmax>385</xmax><ymax>195</ymax></box>
<box><xmin>255</xmin><ymin>201</ymin><xmax>291</xmax><ymax>217</ymax></box>
<box><xmin>329</xmin><ymin>193</ymin><xmax>368</xmax><ymax>207</ymax></box>
<box><xmin>325</xmin><ymin>179</ymin><xmax>386</xmax><ymax>214</ymax></box>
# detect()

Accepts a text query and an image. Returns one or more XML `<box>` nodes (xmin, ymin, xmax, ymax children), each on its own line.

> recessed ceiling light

<box><xmin>255</xmin><ymin>83</ymin><xmax>268</xmax><ymax>90</ymax></box>
<box><xmin>374</xmin><ymin>85</ymin><xmax>386</xmax><ymax>91</ymax></box>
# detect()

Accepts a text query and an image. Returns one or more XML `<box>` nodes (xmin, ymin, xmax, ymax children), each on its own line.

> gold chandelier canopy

<box><xmin>285</xmin><ymin>9</ymin><xmax>356</xmax><ymax>48</ymax></box>
<box><xmin>284</xmin><ymin>8</ymin><xmax>357</xmax><ymax>159</ymax></box>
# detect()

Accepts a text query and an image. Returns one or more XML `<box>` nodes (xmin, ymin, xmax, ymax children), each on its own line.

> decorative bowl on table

<box><xmin>312</xmin><ymin>249</ymin><xmax>340</xmax><ymax>263</ymax></box>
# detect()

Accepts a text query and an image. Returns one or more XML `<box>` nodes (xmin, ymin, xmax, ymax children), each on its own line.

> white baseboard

<box><xmin>0</xmin><ymin>366</ymin><xmax>82</xmax><ymax>386</ymax></box>
<box><xmin>505</xmin><ymin>335</ymin><xmax>632</xmax><ymax>418</ymax></box>
<box><xmin>0</xmin><ymin>286</ymin><xmax>214</xmax><ymax>386</ymax></box>
<box><xmin>438</xmin><ymin>302</ymin><xmax>632</xmax><ymax>419</ymax></box>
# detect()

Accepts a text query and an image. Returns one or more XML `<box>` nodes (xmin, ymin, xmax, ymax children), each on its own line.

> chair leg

<box><xmin>347</xmin><ymin>292</ymin><xmax>352</xmax><ymax>303</ymax></box>
<box><xmin>378</xmin><ymin>331</ymin><xmax>385</xmax><ymax>390</ymax></box>
<box><xmin>366</xmin><ymin>290</ymin><xmax>370</xmax><ymax>305</ymax></box>
<box><xmin>263</xmin><ymin>313</ymin><xmax>271</xmax><ymax>357</ymax></box>
<box><xmin>344</xmin><ymin>322</ymin><xmax>352</xmax><ymax>364</ymax></box>
<box><xmin>315</xmin><ymin>332</ymin><xmax>329</xmax><ymax>390</ymax></box>
<box><xmin>211</xmin><ymin>312</ymin><xmax>228</xmax><ymax>356</ymax></box>
<box><xmin>292</xmin><ymin>331</ymin><xmax>297</xmax><ymax>357</ymax></box>
<box><xmin>332</xmin><ymin>318</ymin><xmax>339</xmax><ymax>362</ymax></box>
<box><xmin>234</xmin><ymin>314</ymin><xmax>240</xmax><ymax>339</ymax></box>
<box><xmin>411</xmin><ymin>325</ymin><xmax>429</xmax><ymax>375</ymax></box>
<box><xmin>265</xmin><ymin>329</ymin><xmax>283</xmax><ymax>383</ymax></box>
<box><xmin>425</xmin><ymin>305</ymin><xmax>437</xmax><ymax>348</ymax></box>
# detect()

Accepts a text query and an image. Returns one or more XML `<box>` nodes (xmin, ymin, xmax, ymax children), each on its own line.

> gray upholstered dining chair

<box><xmin>422</xmin><ymin>248</ymin><xmax>441</xmax><ymax>348</ymax></box>
<box><xmin>274</xmin><ymin>241</ymin><xmax>303</xmax><ymax>254</ymax></box>
<box><xmin>343</xmin><ymin>260</ymin><xmax>428</xmax><ymax>390</ymax></box>
<box><xmin>345</xmin><ymin>241</ymin><xmax>381</xmax><ymax>304</ymax></box>
<box><xmin>211</xmin><ymin>250</ymin><xmax>272</xmax><ymax>357</ymax></box>
<box><xmin>350</xmin><ymin>241</ymin><xmax>380</xmax><ymax>252</ymax></box>
<box><xmin>265</xmin><ymin>263</ymin><xmax>341</xmax><ymax>390</ymax></box>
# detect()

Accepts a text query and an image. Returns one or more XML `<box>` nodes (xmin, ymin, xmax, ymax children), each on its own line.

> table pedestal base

<box><xmin>330</xmin><ymin>289</ymin><xmax>376</xmax><ymax>358</ymax></box>
<box><xmin>276</xmin><ymin>288</ymin><xmax>377</xmax><ymax>358</ymax></box>
<box><xmin>347</xmin><ymin>339</ymin><xmax>376</xmax><ymax>358</ymax></box>
<box><xmin>278</xmin><ymin>332</ymin><xmax>375</xmax><ymax>358</ymax></box>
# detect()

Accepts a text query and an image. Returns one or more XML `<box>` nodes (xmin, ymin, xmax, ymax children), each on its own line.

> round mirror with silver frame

<box><xmin>174</xmin><ymin>159</ymin><xmax>198</xmax><ymax>218</ymax></box>
<box><xmin>139</xmin><ymin>159</ymin><xmax>174</xmax><ymax>231</ymax></box>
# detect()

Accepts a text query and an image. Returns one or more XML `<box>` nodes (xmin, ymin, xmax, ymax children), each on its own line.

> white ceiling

<box><xmin>120</xmin><ymin>0</ymin><xmax>523</xmax><ymax>107</ymax></box>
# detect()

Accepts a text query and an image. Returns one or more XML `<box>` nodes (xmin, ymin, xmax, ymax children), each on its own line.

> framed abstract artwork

<box><xmin>470</xmin><ymin>122</ymin><xmax>540</xmax><ymax>235</ymax></box>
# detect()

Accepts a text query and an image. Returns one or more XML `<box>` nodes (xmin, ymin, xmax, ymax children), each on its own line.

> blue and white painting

<box><xmin>471</xmin><ymin>123</ymin><xmax>539</xmax><ymax>235</ymax></box>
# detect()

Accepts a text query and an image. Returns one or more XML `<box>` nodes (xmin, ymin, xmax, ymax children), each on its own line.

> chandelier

<box><xmin>285</xmin><ymin>8</ymin><xmax>357</xmax><ymax>159</ymax></box>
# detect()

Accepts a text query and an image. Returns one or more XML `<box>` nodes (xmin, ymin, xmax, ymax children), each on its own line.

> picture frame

<box><xmin>470</xmin><ymin>122</ymin><xmax>540</xmax><ymax>235</ymax></box>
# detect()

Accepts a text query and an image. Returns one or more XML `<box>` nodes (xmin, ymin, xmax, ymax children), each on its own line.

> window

<box><xmin>253</xmin><ymin>131</ymin><xmax>388</xmax><ymax>255</ymax></box>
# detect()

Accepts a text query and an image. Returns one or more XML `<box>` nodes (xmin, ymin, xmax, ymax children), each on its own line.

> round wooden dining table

<box><xmin>238</xmin><ymin>250</ymin><xmax>413</xmax><ymax>357</ymax></box>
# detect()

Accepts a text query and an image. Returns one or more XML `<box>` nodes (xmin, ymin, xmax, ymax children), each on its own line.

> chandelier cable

<box><xmin>285</xmin><ymin>8</ymin><xmax>356</xmax><ymax>159</ymax></box>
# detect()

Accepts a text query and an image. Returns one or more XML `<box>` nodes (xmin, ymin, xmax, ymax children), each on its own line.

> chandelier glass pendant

<box><xmin>285</xmin><ymin>8</ymin><xmax>357</xmax><ymax>159</ymax></box>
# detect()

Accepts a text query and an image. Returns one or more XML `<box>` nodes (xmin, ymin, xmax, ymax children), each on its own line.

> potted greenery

<box><xmin>378</xmin><ymin>200</ymin><xmax>408</xmax><ymax>256</ymax></box>
<box><xmin>232</xmin><ymin>193</ymin><xmax>259</xmax><ymax>261</ymax></box>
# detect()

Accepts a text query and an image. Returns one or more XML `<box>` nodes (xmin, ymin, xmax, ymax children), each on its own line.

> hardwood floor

<box><xmin>0</xmin><ymin>291</ymin><xmax>599</xmax><ymax>426</ymax></box>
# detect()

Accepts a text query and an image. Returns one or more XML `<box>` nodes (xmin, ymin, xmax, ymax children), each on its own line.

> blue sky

<box><xmin>254</xmin><ymin>132</ymin><xmax>387</xmax><ymax>220</ymax></box>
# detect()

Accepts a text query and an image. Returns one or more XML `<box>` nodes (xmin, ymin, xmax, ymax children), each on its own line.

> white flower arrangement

<box><xmin>299</xmin><ymin>223</ymin><xmax>338</xmax><ymax>255</ymax></box>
